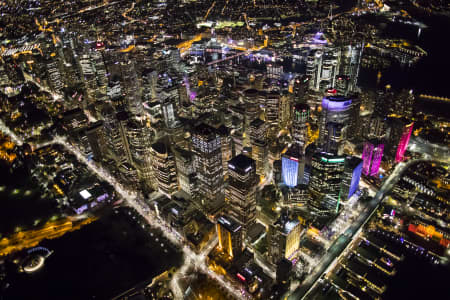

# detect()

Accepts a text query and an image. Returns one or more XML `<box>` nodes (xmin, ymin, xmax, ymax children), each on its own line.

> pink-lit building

<box><xmin>395</xmin><ymin>122</ymin><xmax>414</xmax><ymax>163</ymax></box>
<box><xmin>362</xmin><ymin>140</ymin><xmax>384</xmax><ymax>176</ymax></box>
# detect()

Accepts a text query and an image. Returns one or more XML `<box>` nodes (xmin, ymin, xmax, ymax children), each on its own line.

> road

<box><xmin>287</xmin><ymin>158</ymin><xmax>424</xmax><ymax>300</ymax></box>
<box><xmin>0</xmin><ymin>122</ymin><xmax>242</xmax><ymax>300</ymax></box>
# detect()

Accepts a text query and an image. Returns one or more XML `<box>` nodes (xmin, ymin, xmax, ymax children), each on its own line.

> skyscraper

<box><xmin>227</xmin><ymin>154</ymin><xmax>257</xmax><ymax>233</ymax></box>
<box><xmin>150</xmin><ymin>141</ymin><xmax>178</xmax><ymax>196</ymax></box>
<box><xmin>292</xmin><ymin>103</ymin><xmax>310</xmax><ymax>152</ymax></box>
<box><xmin>362</xmin><ymin>140</ymin><xmax>384</xmax><ymax>177</ymax></box>
<box><xmin>216</xmin><ymin>215</ymin><xmax>243</xmax><ymax>258</ymax></box>
<box><xmin>192</xmin><ymin>123</ymin><xmax>224</xmax><ymax>208</ymax></box>
<box><xmin>309</xmin><ymin>152</ymin><xmax>346</xmax><ymax>210</ymax></box>
<box><xmin>268</xmin><ymin>213</ymin><xmax>303</xmax><ymax>264</ymax></box>
<box><xmin>126</xmin><ymin>119</ymin><xmax>155</xmax><ymax>192</ymax></box>
<box><xmin>282</xmin><ymin>146</ymin><xmax>305</xmax><ymax>187</ymax></box>
<box><xmin>340</xmin><ymin>157</ymin><xmax>363</xmax><ymax>201</ymax></box>
<box><xmin>249</xmin><ymin>118</ymin><xmax>268</xmax><ymax>180</ymax></box>
<box><xmin>319</xmin><ymin>96</ymin><xmax>352</xmax><ymax>151</ymax></box>
<box><xmin>385</xmin><ymin>118</ymin><xmax>414</xmax><ymax>162</ymax></box>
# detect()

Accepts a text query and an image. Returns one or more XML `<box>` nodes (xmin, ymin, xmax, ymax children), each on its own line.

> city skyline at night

<box><xmin>0</xmin><ymin>1</ymin><xmax>449</xmax><ymax>299</ymax></box>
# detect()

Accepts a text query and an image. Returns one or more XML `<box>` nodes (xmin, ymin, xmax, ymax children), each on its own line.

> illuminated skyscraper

<box><xmin>126</xmin><ymin>119</ymin><xmax>156</xmax><ymax>192</ymax></box>
<box><xmin>227</xmin><ymin>154</ymin><xmax>257</xmax><ymax>233</ymax></box>
<box><xmin>395</xmin><ymin>122</ymin><xmax>414</xmax><ymax>163</ymax></box>
<box><xmin>309</xmin><ymin>152</ymin><xmax>346</xmax><ymax>210</ymax></box>
<box><xmin>249</xmin><ymin>118</ymin><xmax>268</xmax><ymax>179</ymax></box>
<box><xmin>292</xmin><ymin>103</ymin><xmax>310</xmax><ymax>152</ymax></box>
<box><xmin>362</xmin><ymin>140</ymin><xmax>384</xmax><ymax>177</ymax></box>
<box><xmin>385</xmin><ymin>118</ymin><xmax>414</xmax><ymax>162</ymax></box>
<box><xmin>282</xmin><ymin>146</ymin><xmax>305</xmax><ymax>187</ymax></box>
<box><xmin>86</xmin><ymin>121</ymin><xmax>107</xmax><ymax>162</ymax></box>
<box><xmin>192</xmin><ymin>123</ymin><xmax>224</xmax><ymax>207</ymax></box>
<box><xmin>174</xmin><ymin>147</ymin><xmax>197</xmax><ymax>198</ymax></box>
<box><xmin>217</xmin><ymin>125</ymin><xmax>232</xmax><ymax>180</ymax></box>
<box><xmin>216</xmin><ymin>215</ymin><xmax>243</xmax><ymax>258</ymax></box>
<box><xmin>268</xmin><ymin>213</ymin><xmax>303</xmax><ymax>264</ymax></box>
<box><xmin>150</xmin><ymin>141</ymin><xmax>178</xmax><ymax>196</ymax></box>
<box><xmin>319</xmin><ymin>96</ymin><xmax>352</xmax><ymax>150</ymax></box>
<box><xmin>340</xmin><ymin>157</ymin><xmax>363</xmax><ymax>201</ymax></box>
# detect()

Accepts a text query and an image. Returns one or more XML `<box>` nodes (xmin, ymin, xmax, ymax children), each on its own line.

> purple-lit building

<box><xmin>319</xmin><ymin>96</ymin><xmax>352</xmax><ymax>152</ymax></box>
<box><xmin>362</xmin><ymin>140</ymin><xmax>384</xmax><ymax>177</ymax></box>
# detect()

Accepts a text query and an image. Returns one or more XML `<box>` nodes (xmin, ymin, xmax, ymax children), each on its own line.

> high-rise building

<box><xmin>249</xmin><ymin>118</ymin><xmax>268</xmax><ymax>179</ymax></box>
<box><xmin>309</xmin><ymin>152</ymin><xmax>346</xmax><ymax>210</ymax></box>
<box><xmin>150</xmin><ymin>141</ymin><xmax>178</xmax><ymax>196</ymax></box>
<box><xmin>292</xmin><ymin>103</ymin><xmax>310</xmax><ymax>152</ymax></box>
<box><xmin>268</xmin><ymin>213</ymin><xmax>303</xmax><ymax>264</ymax></box>
<box><xmin>174</xmin><ymin>148</ymin><xmax>197</xmax><ymax>197</ymax></box>
<box><xmin>340</xmin><ymin>157</ymin><xmax>363</xmax><ymax>201</ymax></box>
<box><xmin>362</xmin><ymin>140</ymin><xmax>384</xmax><ymax>177</ymax></box>
<box><xmin>385</xmin><ymin>118</ymin><xmax>414</xmax><ymax>162</ymax></box>
<box><xmin>216</xmin><ymin>215</ymin><xmax>243</xmax><ymax>258</ymax></box>
<box><xmin>192</xmin><ymin>123</ymin><xmax>224</xmax><ymax>207</ymax></box>
<box><xmin>319</xmin><ymin>96</ymin><xmax>353</xmax><ymax>151</ymax></box>
<box><xmin>86</xmin><ymin>121</ymin><xmax>107</xmax><ymax>162</ymax></box>
<box><xmin>227</xmin><ymin>154</ymin><xmax>257</xmax><ymax>233</ymax></box>
<box><xmin>282</xmin><ymin>146</ymin><xmax>305</xmax><ymax>187</ymax></box>
<box><xmin>265</xmin><ymin>91</ymin><xmax>280</xmax><ymax>127</ymax></box>
<box><xmin>279</xmin><ymin>92</ymin><xmax>292</xmax><ymax>128</ymax></box>
<box><xmin>126</xmin><ymin>119</ymin><xmax>155</xmax><ymax>192</ymax></box>
<box><xmin>216</xmin><ymin>125</ymin><xmax>232</xmax><ymax>180</ymax></box>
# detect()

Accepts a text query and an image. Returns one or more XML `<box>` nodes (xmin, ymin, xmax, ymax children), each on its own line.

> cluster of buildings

<box><xmin>1</xmin><ymin>0</ymin><xmax>447</xmax><ymax>299</ymax></box>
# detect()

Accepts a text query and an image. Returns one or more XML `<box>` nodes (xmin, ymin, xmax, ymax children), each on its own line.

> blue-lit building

<box><xmin>281</xmin><ymin>146</ymin><xmax>304</xmax><ymax>187</ymax></box>
<box><xmin>340</xmin><ymin>157</ymin><xmax>363</xmax><ymax>201</ymax></box>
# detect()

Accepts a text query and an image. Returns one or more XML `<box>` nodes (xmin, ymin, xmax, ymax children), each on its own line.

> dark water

<box><xmin>3</xmin><ymin>207</ymin><xmax>182</xmax><ymax>300</ymax></box>
<box><xmin>358</xmin><ymin>12</ymin><xmax>450</xmax><ymax>94</ymax></box>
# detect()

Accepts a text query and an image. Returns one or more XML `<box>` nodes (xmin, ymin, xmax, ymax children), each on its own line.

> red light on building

<box><xmin>237</xmin><ymin>273</ymin><xmax>246</xmax><ymax>282</ymax></box>
<box><xmin>408</xmin><ymin>224</ymin><xmax>417</xmax><ymax>233</ymax></box>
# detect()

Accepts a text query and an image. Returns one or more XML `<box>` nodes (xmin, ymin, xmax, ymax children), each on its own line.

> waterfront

<box><xmin>2</xmin><ymin>207</ymin><xmax>182</xmax><ymax>300</ymax></box>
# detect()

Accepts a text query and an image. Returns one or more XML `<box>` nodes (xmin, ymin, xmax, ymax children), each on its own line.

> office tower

<box><xmin>340</xmin><ymin>157</ymin><xmax>363</xmax><ymax>201</ymax></box>
<box><xmin>266</xmin><ymin>63</ymin><xmax>283</xmax><ymax>80</ymax></box>
<box><xmin>265</xmin><ymin>90</ymin><xmax>280</xmax><ymax>127</ymax></box>
<box><xmin>86</xmin><ymin>121</ymin><xmax>107</xmax><ymax>162</ymax></box>
<box><xmin>119</xmin><ymin>59</ymin><xmax>143</xmax><ymax>116</ymax></box>
<box><xmin>119</xmin><ymin>162</ymin><xmax>140</xmax><ymax>190</ymax></box>
<box><xmin>160</xmin><ymin>86</ymin><xmax>179</xmax><ymax>129</ymax></box>
<box><xmin>150</xmin><ymin>141</ymin><xmax>178</xmax><ymax>196</ymax></box>
<box><xmin>227</xmin><ymin>154</ymin><xmax>257</xmax><ymax>233</ymax></box>
<box><xmin>385</xmin><ymin>118</ymin><xmax>414</xmax><ymax>162</ymax></box>
<box><xmin>282</xmin><ymin>146</ymin><xmax>305</xmax><ymax>187</ymax></box>
<box><xmin>339</xmin><ymin>43</ymin><xmax>363</xmax><ymax>94</ymax></box>
<box><xmin>334</xmin><ymin>75</ymin><xmax>351</xmax><ymax>96</ymax></box>
<box><xmin>367</xmin><ymin>115</ymin><xmax>386</xmax><ymax>139</ymax></box>
<box><xmin>243</xmin><ymin>89</ymin><xmax>261</xmax><ymax>146</ymax></box>
<box><xmin>362</xmin><ymin>140</ymin><xmax>384</xmax><ymax>177</ymax></box>
<box><xmin>318</xmin><ymin>96</ymin><xmax>352</xmax><ymax>149</ymax></box>
<box><xmin>309</xmin><ymin>152</ymin><xmax>346</xmax><ymax>208</ymax></box>
<box><xmin>116</xmin><ymin>111</ymin><xmax>133</xmax><ymax>163</ymax></box>
<box><xmin>101</xmin><ymin>105</ymin><xmax>130</xmax><ymax>164</ymax></box>
<box><xmin>279</xmin><ymin>92</ymin><xmax>292</xmax><ymax>128</ymax></box>
<box><xmin>287</xmin><ymin>184</ymin><xmax>311</xmax><ymax>206</ymax></box>
<box><xmin>324</xmin><ymin>122</ymin><xmax>344</xmax><ymax>154</ymax></box>
<box><xmin>273</xmin><ymin>159</ymin><xmax>282</xmax><ymax>184</ymax></box>
<box><xmin>126</xmin><ymin>119</ymin><xmax>156</xmax><ymax>192</ymax></box>
<box><xmin>249</xmin><ymin>118</ymin><xmax>268</xmax><ymax>180</ymax></box>
<box><xmin>174</xmin><ymin>148</ymin><xmax>196</xmax><ymax>197</ymax></box>
<box><xmin>192</xmin><ymin>123</ymin><xmax>224</xmax><ymax>207</ymax></box>
<box><xmin>395</xmin><ymin>121</ymin><xmax>414</xmax><ymax>163</ymax></box>
<box><xmin>268</xmin><ymin>213</ymin><xmax>303</xmax><ymax>264</ymax></box>
<box><xmin>306</xmin><ymin>47</ymin><xmax>340</xmax><ymax>92</ymax></box>
<box><xmin>46</xmin><ymin>59</ymin><xmax>64</xmax><ymax>93</ymax></box>
<box><xmin>292</xmin><ymin>75</ymin><xmax>310</xmax><ymax>101</ymax></box>
<box><xmin>216</xmin><ymin>215</ymin><xmax>243</xmax><ymax>258</ymax></box>
<box><xmin>142</xmin><ymin>68</ymin><xmax>158</xmax><ymax>102</ymax></box>
<box><xmin>217</xmin><ymin>125</ymin><xmax>232</xmax><ymax>180</ymax></box>
<box><xmin>292</xmin><ymin>103</ymin><xmax>310</xmax><ymax>152</ymax></box>
<box><xmin>348</xmin><ymin>96</ymin><xmax>361</xmax><ymax>140</ymax></box>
